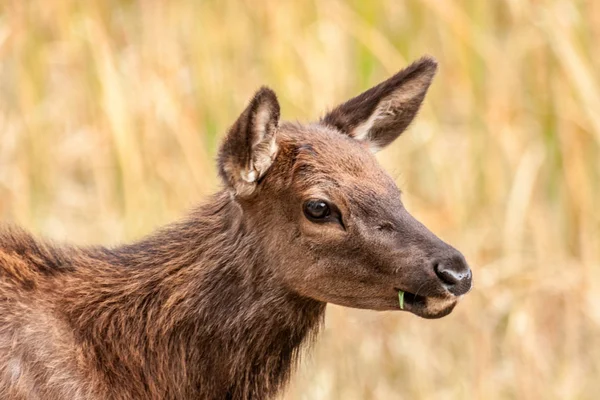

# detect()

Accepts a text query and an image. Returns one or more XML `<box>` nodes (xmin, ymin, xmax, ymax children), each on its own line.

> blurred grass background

<box><xmin>1</xmin><ymin>0</ymin><xmax>599</xmax><ymax>399</ymax></box>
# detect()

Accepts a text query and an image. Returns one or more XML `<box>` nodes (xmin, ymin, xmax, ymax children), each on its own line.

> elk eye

<box><xmin>303</xmin><ymin>200</ymin><xmax>330</xmax><ymax>221</ymax></box>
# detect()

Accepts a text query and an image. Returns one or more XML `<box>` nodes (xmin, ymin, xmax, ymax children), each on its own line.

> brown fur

<box><xmin>0</xmin><ymin>57</ymin><xmax>471</xmax><ymax>399</ymax></box>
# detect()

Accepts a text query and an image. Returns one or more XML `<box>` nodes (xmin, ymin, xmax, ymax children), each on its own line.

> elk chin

<box><xmin>405</xmin><ymin>294</ymin><xmax>458</xmax><ymax>319</ymax></box>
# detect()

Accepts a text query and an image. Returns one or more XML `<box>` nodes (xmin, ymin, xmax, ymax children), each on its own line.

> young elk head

<box><xmin>218</xmin><ymin>57</ymin><xmax>472</xmax><ymax>319</ymax></box>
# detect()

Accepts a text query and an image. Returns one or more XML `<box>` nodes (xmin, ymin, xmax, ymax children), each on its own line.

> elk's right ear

<box><xmin>218</xmin><ymin>87</ymin><xmax>280</xmax><ymax>197</ymax></box>
<box><xmin>322</xmin><ymin>56</ymin><xmax>437</xmax><ymax>152</ymax></box>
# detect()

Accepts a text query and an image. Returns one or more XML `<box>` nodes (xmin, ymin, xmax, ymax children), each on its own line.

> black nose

<box><xmin>434</xmin><ymin>254</ymin><xmax>472</xmax><ymax>296</ymax></box>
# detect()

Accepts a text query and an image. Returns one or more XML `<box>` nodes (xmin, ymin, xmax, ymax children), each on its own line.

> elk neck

<box><xmin>59</xmin><ymin>190</ymin><xmax>325</xmax><ymax>397</ymax></box>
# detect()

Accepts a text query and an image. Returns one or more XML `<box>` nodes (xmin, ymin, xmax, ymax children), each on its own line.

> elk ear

<box><xmin>322</xmin><ymin>56</ymin><xmax>437</xmax><ymax>152</ymax></box>
<box><xmin>218</xmin><ymin>87</ymin><xmax>280</xmax><ymax>197</ymax></box>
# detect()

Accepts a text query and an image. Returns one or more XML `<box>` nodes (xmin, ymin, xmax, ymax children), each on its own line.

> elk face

<box><xmin>218</xmin><ymin>57</ymin><xmax>472</xmax><ymax>319</ymax></box>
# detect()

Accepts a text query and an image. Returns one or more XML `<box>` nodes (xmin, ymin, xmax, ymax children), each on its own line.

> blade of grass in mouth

<box><xmin>399</xmin><ymin>290</ymin><xmax>405</xmax><ymax>310</ymax></box>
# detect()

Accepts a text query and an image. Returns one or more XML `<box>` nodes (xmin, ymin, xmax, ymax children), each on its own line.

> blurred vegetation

<box><xmin>1</xmin><ymin>0</ymin><xmax>599</xmax><ymax>399</ymax></box>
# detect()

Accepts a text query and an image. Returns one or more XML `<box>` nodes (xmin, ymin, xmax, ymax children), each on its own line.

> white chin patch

<box><xmin>425</xmin><ymin>297</ymin><xmax>456</xmax><ymax>314</ymax></box>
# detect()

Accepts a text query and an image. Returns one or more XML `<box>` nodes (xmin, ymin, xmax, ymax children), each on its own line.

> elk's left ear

<box><xmin>322</xmin><ymin>56</ymin><xmax>437</xmax><ymax>152</ymax></box>
<box><xmin>218</xmin><ymin>87</ymin><xmax>280</xmax><ymax>197</ymax></box>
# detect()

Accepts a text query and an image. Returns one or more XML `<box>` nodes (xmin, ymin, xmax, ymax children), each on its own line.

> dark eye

<box><xmin>303</xmin><ymin>200</ymin><xmax>330</xmax><ymax>221</ymax></box>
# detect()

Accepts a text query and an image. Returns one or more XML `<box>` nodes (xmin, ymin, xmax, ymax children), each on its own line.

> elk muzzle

<box><xmin>432</xmin><ymin>250</ymin><xmax>472</xmax><ymax>296</ymax></box>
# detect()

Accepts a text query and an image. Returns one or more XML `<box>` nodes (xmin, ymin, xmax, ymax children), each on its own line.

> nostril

<box><xmin>434</xmin><ymin>261</ymin><xmax>472</xmax><ymax>296</ymax></box>
<box><xmin>434</xmin><ymin>263</ymin><xmax>462</xmax><ymax>285</ymax></box>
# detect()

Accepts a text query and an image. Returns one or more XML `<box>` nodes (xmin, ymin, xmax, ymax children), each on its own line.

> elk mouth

<box><xmin>395</xmin><ymin>289</ymin><xmax>427</xmax><ymax>309</ymax></box>
<box><xmin>394</xmin><ymin>288</ymin><xmax>456</xmax><ymax>319</ymax></box>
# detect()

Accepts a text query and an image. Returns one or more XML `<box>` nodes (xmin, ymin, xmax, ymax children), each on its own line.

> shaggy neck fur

<box><xmin>46</xmin><ymin>192</ymin><xmax>325</xmax><ymax>399</ymax></box>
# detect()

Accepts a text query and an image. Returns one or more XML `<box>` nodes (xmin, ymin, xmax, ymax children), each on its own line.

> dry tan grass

<box><xmin>1</xmin><ymin>1</ymin><xmax>599</xmax><ymax>399</ymax></box>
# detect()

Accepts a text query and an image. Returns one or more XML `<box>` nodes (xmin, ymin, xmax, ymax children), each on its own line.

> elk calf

<box><xmin>0</xmin><ymin>57</ymin><xmax>472</xmax><ymax>399</ymax></box>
